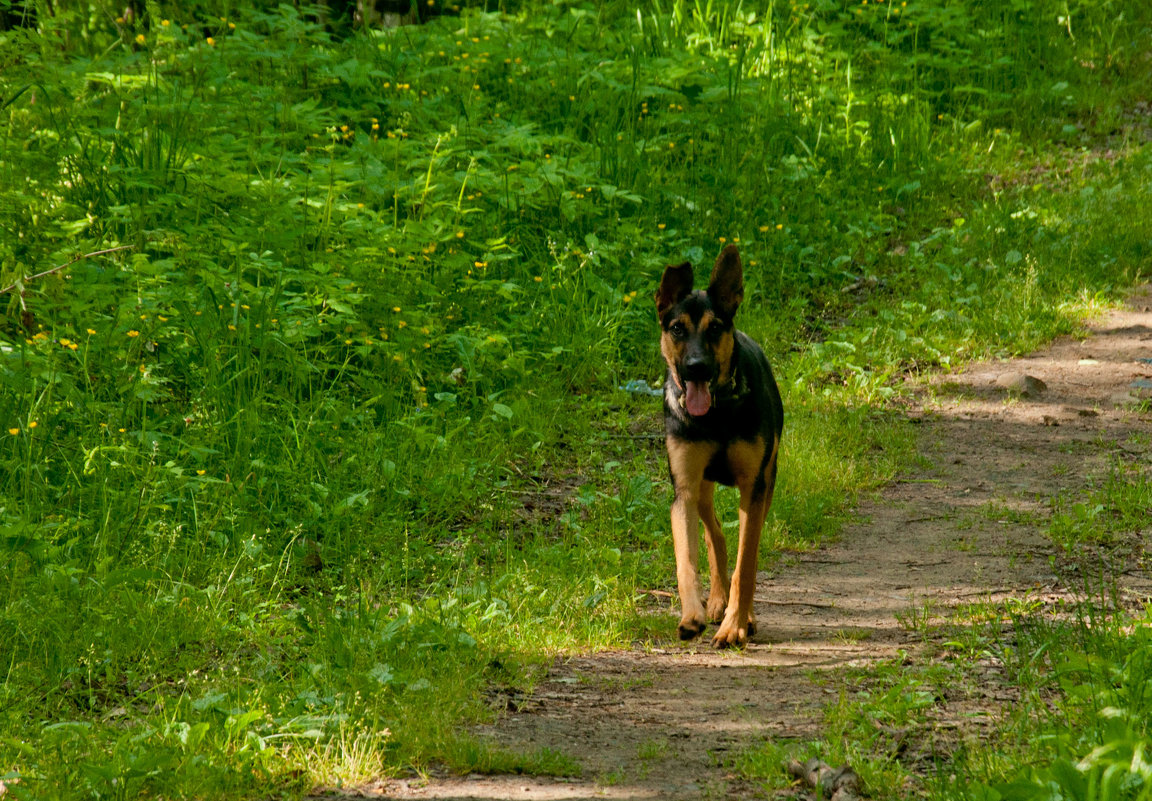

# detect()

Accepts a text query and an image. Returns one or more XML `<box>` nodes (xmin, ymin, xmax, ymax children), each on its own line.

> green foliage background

<box><xmin>1</xmin><ymin>0</ymin><xmax>1150</xmax><ymax>797</ymax></box>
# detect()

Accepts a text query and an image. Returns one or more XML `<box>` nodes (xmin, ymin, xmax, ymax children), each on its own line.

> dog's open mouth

<box><xmin>684</xmin><ymin>380</ymin><xmax>712</xmax><ymax>417</ymax></box>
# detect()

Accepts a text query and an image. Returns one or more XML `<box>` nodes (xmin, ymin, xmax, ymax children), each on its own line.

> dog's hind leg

<box><xmin>699</xmin><ymin>480</ymin><xmax>730</xmax><ymax>624</ymax></box>
<box><xmin>713</xmin><ymin>436</ymin><xmax>779</xmax><ymax>648</ymax></box>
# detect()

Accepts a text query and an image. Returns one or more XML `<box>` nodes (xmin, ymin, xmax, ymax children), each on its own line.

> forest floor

<box><xmin>365</xmin><ymin>287</ymin><xmax>1152</xmax><ymax>800</ymax></box>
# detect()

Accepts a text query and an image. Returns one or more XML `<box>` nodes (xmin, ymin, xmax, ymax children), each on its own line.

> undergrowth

<box><xmin>1</xmin><ymin>0</ymin><xmax>1150</xmax><ymax>797</ymax></box>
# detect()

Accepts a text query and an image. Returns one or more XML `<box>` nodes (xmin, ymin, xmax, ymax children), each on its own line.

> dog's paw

<box><xmin>706</xmin><ymin>592</ymin><xmax>729</xmax><ymax>624</ymax></box>
<box><xmin>678</xmin><ymin>617</ymin><xmax>707</xmax><ymax>640</ymax></box>
<box><xmin>711</xmin><ymin>615</ymin><xmax>751</xmax><ymax>649</ymax></box>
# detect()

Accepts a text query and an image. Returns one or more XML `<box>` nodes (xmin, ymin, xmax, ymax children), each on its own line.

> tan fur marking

<box><xmin>660</xmin><ymin>313</ymin><xmax>694</xmax><ymax>387</ymax></box>
<box><xmin>714</xmin><ymin>329</ymin><xmax>735</xmax><ymax>386</ymax></box>
<box><xmin>695</xmin><ymin>311</ymin><xmax>736</xmax><ymax>386</ymax></box>
<box><xmin>665</xmin><ymin>436</ymin><xmax>716</xmax><ymax>495</ymax></box>
<box><xmin>725</xmin><ymin>436</ymin><xmax>768</xmax><ymax>489</ymax></box>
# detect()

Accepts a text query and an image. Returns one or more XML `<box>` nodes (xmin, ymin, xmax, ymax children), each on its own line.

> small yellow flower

<box><xmin>127</xmin><ymin>330</ymin><xmax>140</xmax><ymax>337</ymax></box>
<box><xmin>759</xmin><ymin>225</ymin><xmax>770</xmax><ymax>232</ymax></box>
<box><xmin>398</xmin><ymin>321</ymin><xmax>407</xmax><ymax>328</ymax></box>
<box><xmin>197</xmin><ymin>469</ymin><xmax>206</xmax><ymax>476</ymax></box>
<box><xmin>392</xmin><ymin>306</ymin><xmax>401</xmax><ymax>313</ymax></box>
<box><xmin>455</xmin><ymin>231</ymin><xmax>464</xmax><ymax>239</ymax></box>
<box><xmin>87</xmin><ymin>328</ymin><xmax>97</xmax><ymax>335</ymax></box>
<box><xmin>60</xmin><ymin>338</ymin><xmax>72</xmax><ymax>347</ymax></box>
<box><xmin>206</xmin><ymin>36</ymin><xmax>216</xmax><ymax>46</ymax></box>
<box><xmin>228</xmin><ymin>22</ymin><xmax>236</xmax><ymax>29</ymax></box>
<box><xmin>658</xmin><ymin>223</ymin><xmax>666</xmax><ymax>230</ymax></box>
<box><xmin>68</xmin><ymin>343</ymin><xmax>78</xmax><ymax>351</ymax></box>
<box><xmin>135</xmin><ymin>33</ymin><xmax>146</xmax><ymax>44</ymax></box>
<box><xmin>776</xmin><ymin>223</ymin><xmax>784</xmax><ymax>230</ymax></box>
<box><xmin>7</xmin><ymin>428</ymin><xmax>18</xmax><ymax>436</ymax></box>
<box><xmin>534</xmin><ymin>276</ymin><xmax>543</xmax><ymax>282</ymax></box>
<box><xmin>28</xmin><ymin>421</ymin><xmax>37</xmax><ymax>429</ymax></box>
<box><xmin>161</xmin><ymin>19</ymin><xmax>170</xmax><ymax>26</ymax></box>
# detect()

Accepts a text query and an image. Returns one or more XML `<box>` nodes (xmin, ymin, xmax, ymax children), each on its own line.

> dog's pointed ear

<box><xmin>707</xmin><ymin>245</ymin><xmax>744</xmax><ymax>320</ymax></box>
<box><xmin>655</xmin><ymin>262</ymin><xmax>694</xmax><ymax>317</ymax></box>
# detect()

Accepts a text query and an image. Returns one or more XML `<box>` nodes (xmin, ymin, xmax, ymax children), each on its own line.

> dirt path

<box><xmin>379</xmin><ymin>288</ymin><xmax>1152</xmax><ymax>800</ymax></box>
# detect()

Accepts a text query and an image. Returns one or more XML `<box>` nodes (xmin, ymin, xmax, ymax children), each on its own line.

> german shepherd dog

<box><xmin>655</xmin><ymin>245</ymin><xmax>783</xmax><ymax>648</ymax></box>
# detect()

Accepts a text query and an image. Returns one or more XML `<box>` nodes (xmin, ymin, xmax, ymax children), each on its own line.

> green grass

<box><xmin>2</xmin><ymin>0</ymin><xmax>1151</xmax><ymax>797</ymax></box>
<box><xmin>1048</xmin><ymin>457</ymin><xmax>1152</xmax><ymax>551</ymax></box>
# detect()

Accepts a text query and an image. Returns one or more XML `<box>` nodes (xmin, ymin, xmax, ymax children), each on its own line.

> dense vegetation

<box><xmin>1</xmin><ymin>0</ymin><xmax>1150</xmax><ymax>797</ymax></box>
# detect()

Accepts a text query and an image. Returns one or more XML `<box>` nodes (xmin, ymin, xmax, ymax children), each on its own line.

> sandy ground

<box><xmin>364</xmin><ymin>287</ymin><xmax>1152</xmax><ymax>800</ymax></box>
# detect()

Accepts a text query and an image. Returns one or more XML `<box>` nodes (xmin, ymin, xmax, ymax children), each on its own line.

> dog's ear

<box><xmin>707</xmin><ymin>245</ymin><xmax>744</xmax><ymax>320</ymax></box>
<box><xmin>655</xmin><ymin>262</ymin><xmax>694</xmax><ymax>317</ymax></box>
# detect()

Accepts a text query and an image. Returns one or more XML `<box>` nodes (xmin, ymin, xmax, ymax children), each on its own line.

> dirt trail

<box><xmin>379</xmin><ymin>289</ymin><xmax>1152</xmax><ymax>801</ymax></box>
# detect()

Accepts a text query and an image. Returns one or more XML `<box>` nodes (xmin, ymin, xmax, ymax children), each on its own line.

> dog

<box><xmin>655</xmin><ymin>244</ymin><xmax>783</xmax><ymax>648</ymax></box>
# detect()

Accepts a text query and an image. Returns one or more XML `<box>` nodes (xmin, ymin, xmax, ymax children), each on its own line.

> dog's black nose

<box><xmin>682</xmin><ymin>358</ymin><xmax>711</xmax><ymax>382</ymax></box>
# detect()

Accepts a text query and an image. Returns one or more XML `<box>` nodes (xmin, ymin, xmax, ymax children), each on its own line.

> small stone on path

<box><xmin>994</xmin><ymin>372</ymin><xmax>1047</xmax><ymax>397</ymax></box>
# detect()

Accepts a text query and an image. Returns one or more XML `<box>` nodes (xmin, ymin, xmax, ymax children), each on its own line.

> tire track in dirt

<box><xmin>374</xmin><ymin>288</ymin><xmax>1152</xmax><ymax>801</ymax></box>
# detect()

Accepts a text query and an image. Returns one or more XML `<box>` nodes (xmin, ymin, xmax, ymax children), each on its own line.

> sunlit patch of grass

<box><xmin>1048</xmin><ymin>459</ymin><xmax>1152</xmax><ymax>551</ymax></box>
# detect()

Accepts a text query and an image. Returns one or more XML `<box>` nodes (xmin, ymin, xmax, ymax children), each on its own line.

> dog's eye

<box><xmin>705</xmin><ymin>325</ymin><xmax>725</xmax><ymax>341</ymax></box>
<box><xmin>669</xmin><ymin>322</ymin><xmax>688</xmax><ymax>339</ymax></box>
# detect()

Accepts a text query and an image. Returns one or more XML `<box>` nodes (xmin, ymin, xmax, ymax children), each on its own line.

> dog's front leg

<box><xmin>667</xmin><ymin>439</ymin><xmax>712</xmax><ymax>640</ymax></box>
<box><xmin>670</xmin><ymin>490</ymin><xmax>707</xmax><ymax>639</ymax></box>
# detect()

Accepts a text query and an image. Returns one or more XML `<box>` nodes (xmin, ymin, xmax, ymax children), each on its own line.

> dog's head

<box><xmin>654</xmin><ymin>245</ymin><xmax>744</xmax><ymax>418</ymax></box>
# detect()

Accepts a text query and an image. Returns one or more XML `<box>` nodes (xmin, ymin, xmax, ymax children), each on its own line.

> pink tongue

<box><xmin>685</xmin><ymin>381</ymin><xmax>712</xmax><ymax>417</ymax></box>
